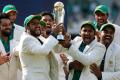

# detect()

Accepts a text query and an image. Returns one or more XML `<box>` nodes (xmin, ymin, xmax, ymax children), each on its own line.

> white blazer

<box><xmin>39</xmin><ymin>36</ymin><xmax>72</xmax><ymax>80</ymax></box>
<box><xmin>14</xmin><ymin>24</ymin><xmax>25</xmax><ymax>80</ymax></box>
<box><xmin>50</xmin><ymin>44</ymin><xmax>72</xmax><ymax>80</ymax></box>
<box><xmin>0</xmin><ymin>38</ymin><xmax>19</xmax><ymax>80</ymax></box>
<box><xmin>13</xmin><ymin>24</ymin><xmax>25</xmax><ymax>41</ymax></box>
<box><xmin>68</xmin><ymin>37</ymin><xmax>106</xmax><ymax>80</ymax></box>
<box><xmin>102</xmin><ymin>42</ymin><xmax>120</xmax><ymax>80</ymax></box>
<box><xmin>19</xmin><ymin>32</ymin><xmax>58</xmax><ymax>80</ymax></box>
<box><xmin>112</xmin><ymin>23</ymin><xmax>120</xmax><ymax>46</ymax></box>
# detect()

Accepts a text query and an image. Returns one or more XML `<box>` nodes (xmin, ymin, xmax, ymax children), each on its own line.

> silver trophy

<box><xmin>53</xmin><ymin>1</ymin><xmax>65</xmax><ymax>41</ymax></box>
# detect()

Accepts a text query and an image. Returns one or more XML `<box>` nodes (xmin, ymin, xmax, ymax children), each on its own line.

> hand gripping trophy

<box><xmin>53</xmin><ymin>1</ymin><xmax>65</xmax><ymax>41</ymax></box>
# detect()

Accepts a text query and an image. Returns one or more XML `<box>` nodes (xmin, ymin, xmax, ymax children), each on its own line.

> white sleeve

<box><xmin>68</xmin><ymin>44</ymin><xmax>106</xmax><ymax>66</ymax></box>
<box><xmin>23</xmin><ymin>35</ymin><xmax>58</xmax><ymax>55</ymax></box>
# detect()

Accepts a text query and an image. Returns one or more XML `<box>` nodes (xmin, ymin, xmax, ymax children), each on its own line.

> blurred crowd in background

<box><xmin>1</xmin><ymin>0</ymin><xmax>120</xmax><ymax>34</ymax></box>
<box><xmin>0</xmin><ymin>0</ymin><xmax>66</xmax><ymax>27</ymax></box>
<box><xmin>67</xmin><ymin>0</ymin><xmax>120</xmax><ymax>34</ymax></box>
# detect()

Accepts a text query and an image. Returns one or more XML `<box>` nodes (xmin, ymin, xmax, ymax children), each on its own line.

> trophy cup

<box><xmin>53</xmin><ymin>1</ymin><xmax>65</xmax><ymax>41</ymax></box>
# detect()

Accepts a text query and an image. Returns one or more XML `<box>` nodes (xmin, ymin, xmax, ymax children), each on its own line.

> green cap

<box><xmin>100</xmin><ymin>23</ymin><xmax>115</xmax><ymax>32</ymax></box>
<box><xmin>2</xmin><ymin>4</ymin><xmax>17</xmax><ymax>13</ymax></box>
<box><xmin>81</xmin><ymin>21</ymin><xmax>95</xmax><ymax>31</ymax></box>
<box><xmin>40</xmin><ymin>21</ymin><xmax>46</xmax><ymax>27</ymax></box>
<box><xmin>24</xmin><ymin>15</ymin><xmax>46</xmax><ymax>27</ymax></box>
<box><xmin>94</xmin><ymin>5</ymin><xmax>109</xmax><ymax>14</ymax></box>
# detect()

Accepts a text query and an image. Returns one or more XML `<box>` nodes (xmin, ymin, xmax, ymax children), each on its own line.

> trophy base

<box><xmin>57</xmin><ymin>34</ymin><xmax>64</xmax><ymax>41</ymax></box>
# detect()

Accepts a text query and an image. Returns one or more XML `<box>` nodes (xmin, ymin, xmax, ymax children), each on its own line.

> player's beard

<box><xmin>1</xmin><ymin>30</ymin><xmax>12</xmax><ymax>37</ymax></box>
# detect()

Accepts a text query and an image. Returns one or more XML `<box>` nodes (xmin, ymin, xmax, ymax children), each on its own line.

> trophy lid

<box><xmin>54</xmin><ymin>1</ymin><xmax>64</xmax><ymax>11</ymax></box>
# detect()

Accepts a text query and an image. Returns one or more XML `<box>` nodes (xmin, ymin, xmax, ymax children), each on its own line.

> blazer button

<box><xmin>109</xmin><ymin>61</ymin><xmax>113</xmax><ymax>64</ymax></box>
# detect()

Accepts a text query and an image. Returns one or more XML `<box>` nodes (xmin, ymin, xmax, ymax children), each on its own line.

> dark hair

<box><xmin>102</xmin><ymin>24</ymin><xmax>115</xmax><ymax>33</ymax></box>
<box><xmin>41</xmin><ymin>11</ymin><xmax>54</xmax><ymax>20</ymax></box>
<box><xmin>81</xmin><ymin>24</ymin><xmax>96</xmax><ymax>31</ymax></box>
<box><xmin>0</xmin><ymin>13</ymin><xmax>10</xmax><ymax>23</ymax></box>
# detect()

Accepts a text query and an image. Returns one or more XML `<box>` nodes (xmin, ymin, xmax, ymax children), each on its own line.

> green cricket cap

<box><xmin>24</xmin><ymin>15</ymin><xmax>46</xmax><ymax>27</ymax></box>
<box><xmin>94</xmin><ymin>5</ymin><xmax>109</xmax><ymax>14</ymax></box>
<box><xmin>81</xmin><ymin>21</ymin><xmax>95</xmax><ymax>31</ymax></box>
<box><xmin>100</xmin><ymin>23</ymin><xmax>115</xmax><ymax>32</ymax></box>
<box><xmin>2</xmin><ymin>4</ymin><xmax>17</xmax><ymax>13</ymax></box>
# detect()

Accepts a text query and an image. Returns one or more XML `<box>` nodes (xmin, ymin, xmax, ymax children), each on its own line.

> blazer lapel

<box><xmin>76</xmin><ymin>41</ymin><xmax>82</xmax><ymax>50</ymax></box>
<box><xmin>83</xmin><ymin>45</ymin><xmax>90</xmax><ymax>54</ymax></box>
<box><xmin>83</xmin><ymin>39</ymin><xmax>97</xmax><ymax>54</ymax></box>
<box><xmin>104</xmin><ymin>42</ymin><xmax>114</xmax><ymax>71</ymax></box>
<box><xmin>105</xmin><ymin>42</ymin><xmax>114</xmax><ymax>62</ymax></box>
<box><xmin>10</xmin><ymin>39</ymin><xmax>19</xmax><ymax>54</ymax></box>
<box><xmin>0</xmin><ymin>40</ymin><xmax>6</xmax><ymax>53</ymax></box>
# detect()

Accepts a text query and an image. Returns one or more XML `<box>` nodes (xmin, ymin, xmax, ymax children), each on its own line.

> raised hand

<box><xmin>59</xmin><ymin>33</ymin><xmax>71</xmax><ymax>48</ymax></box>
<box><xmin>52</xmin><ymin>23</ymin><xmax>65</xmax><ymax>35</ymax></box>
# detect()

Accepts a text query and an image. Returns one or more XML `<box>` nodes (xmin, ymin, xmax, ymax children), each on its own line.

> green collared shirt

<box><xmin>0</xmin><ymin>36</ymin><xmax>10</xmax><ymax>53</ymax></box>
<box><xmin>72</xmin><ymin>41</ymin><xmax>86</xmax><ymax>80</ymax></box>
<box><xmin>9</xmin><ymin>25</ymin><xmax>15</xmax><ymax>40</ymax></box>
<box><xmin>93</xmin><ymin>21</ymin><xmax>108</xmax><ymax>31</ymax></box>
<box><xmin>0</xmin><ymin>25</ymin><xmax>15</xmax><ymax>53</ymax></box>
